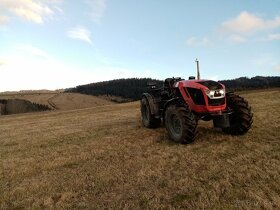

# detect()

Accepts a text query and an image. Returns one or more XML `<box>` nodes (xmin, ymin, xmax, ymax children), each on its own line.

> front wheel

<box><xmin>222</xmin><ymin>93</ymin><xmax>253</xmax><ymax>135</ymax></box>
<box><xmin>165</xmin><ymin>104</ymin><xmax>197</xmax><ymax>144</ymax></box>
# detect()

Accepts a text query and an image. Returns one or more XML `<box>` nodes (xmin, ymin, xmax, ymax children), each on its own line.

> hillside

<box><xmin>0</xmin><ymin>92</ymin><xmax>114</xmax><ymax>111</ymax></box>
<box><xmin>0</xmin><ymin>89</ymin><xmax>279</xmax><ymax>209</ymax></box>
<box><xmin>68</xmin><ymin>76</ymin><xmax>280</xmax><ymax>101</ymax></box>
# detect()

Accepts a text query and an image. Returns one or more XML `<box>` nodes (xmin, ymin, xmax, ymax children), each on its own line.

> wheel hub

<box><xmin>170</xmin><ymin>114</ymin><xmax>181</xmax><ymax>134</ymax></box>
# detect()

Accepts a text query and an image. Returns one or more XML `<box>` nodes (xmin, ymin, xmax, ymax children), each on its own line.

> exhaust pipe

<box><xmin>195</xmin><ymin>58</ymin><xmax>200</xmax><ymax>80</ymax></box>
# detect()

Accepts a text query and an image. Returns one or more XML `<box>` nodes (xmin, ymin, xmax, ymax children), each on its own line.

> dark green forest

<box><xmin>67</xmin><ymin>76</ymin><xmax>280</xmax><ymax>102</ymax></box>
<box><xmin>219</xmin><ymin>76</ymin><xmax>280</xmax><ymax>91</ymax></box>
<box><xmin>67</xmin><ymin>78</ymin><xmax>163</xmax><ymax>101</ymax></box>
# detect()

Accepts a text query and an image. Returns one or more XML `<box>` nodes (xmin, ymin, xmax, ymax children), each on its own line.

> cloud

<box><xmin>0</xmin><ymin>47</ymin><xmax>91</xmax><ymax>90</ymax></box>
<box><xmin>0</xmin><ymin>44</ymin><xmax>159</xmax><ymax>91</ymax></box>
<box><xmin>0</xmin><ymin>15</ymin><xmax>9</xmax><ymax>24</ymax></box>
<box><xmin>186</xmin><ymin>37</ymin><xmax>209</xmax><ymax>46</ymax></box>
<box><xmin>207</xmin><ymin>75</ymin><xmax>219</xmax><ymax>81</ymax></box>
<box><xmin>0</xmin><ymin>56</ymin><xmax>89</xmax><ymax>91</ymax></box>
<box><xmin>18</xmin><ymin>45</ymin><xmax>53</xmax><ymax>60</ymax></box>
<box><xmin>67</xmin><ymin>26</ymin><xmax>93</xmax><ymax>45</ymax></box>
<box><xmin>275</xmin><ymin>65</ymin><xmax>280</xmax><ymax>72</ymax></box>
<box><xmin>0</xmin><ymin>58</ymin><xmax>7</xmax><ymax>66</ymax></box>
<box><xmin>0</xmin><ymin>0</ymin><xmax>61</xmax><ymax>24</ymax></box>
<box><xmin>86</xmin><ymin>0</ymin><xmax>107</xmax><ymax>24</ymax></box>
<box><xmin>0</xmin><ymin>54</ymin><xmax>152</xmax><ymax>91</ymax></box>
<box><xmin>221</xmin><ymin>11</ymin><xmax>280</xmax><ymax>35</ymax></box>
<box><xmin>0</xmin><ymin>45</ymin><xmax>53</xmax><ymax>67</ymax></box>
<box><xmin>227</xmin><ymin>34</ymin><xmax>247</xmax><ymax>43</ymax></box>
<box><xmin>264</xmin><ymin>33</ymin><xmax>280</xmax><ymax>41</ymax></box>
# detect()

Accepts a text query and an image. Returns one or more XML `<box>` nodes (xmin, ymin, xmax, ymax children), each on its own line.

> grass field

<box><xmin>0</xmin><ymin>89</ymin><xmax>279</xmax><ymax>209</ymax></box>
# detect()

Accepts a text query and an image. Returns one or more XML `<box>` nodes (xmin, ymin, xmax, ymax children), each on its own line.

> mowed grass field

<box><xmin>0</xmin><ymin>89</ymin><xmax>279</xmax><ymax>209</ymax></box>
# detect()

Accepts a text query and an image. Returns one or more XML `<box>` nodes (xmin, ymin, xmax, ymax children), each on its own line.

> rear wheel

<box><xmin>222</xmin><ymin>93</ymin><xmax>253</xmax><ymax>135</ymax></box>
<box><xmin>141</xmin><ymin>97</ymin><xmax>161</xmax><ymax>128</ymax></box>
<box><xmin>165</xmin><ymin>104</ymin><xmax>197</xmax><ymax>144</ymax></box>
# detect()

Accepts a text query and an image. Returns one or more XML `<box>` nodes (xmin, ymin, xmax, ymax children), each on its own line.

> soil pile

<box><xmin>0</xmin><ymin>99</ymin><xmax>51</xmax><ymax>115</ymax></box>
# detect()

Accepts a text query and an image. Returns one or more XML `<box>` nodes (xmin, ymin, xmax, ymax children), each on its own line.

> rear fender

<box><xmin>142</xmin><ymin>93</ymin><xmax>159</xmax><ymax>116</ymax></box>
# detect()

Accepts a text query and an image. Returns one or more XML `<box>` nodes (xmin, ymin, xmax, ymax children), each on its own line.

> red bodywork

<box><xmin>177</xmin><ymin>80</ymin><xmax>226</xmax><ymax>113</ymax></box>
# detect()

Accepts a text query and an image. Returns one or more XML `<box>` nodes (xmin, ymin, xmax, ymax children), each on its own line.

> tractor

<box><xmin>140</xmin><ymin>62</ymin><xmax>253</xmax><ymax>144</ymax></box>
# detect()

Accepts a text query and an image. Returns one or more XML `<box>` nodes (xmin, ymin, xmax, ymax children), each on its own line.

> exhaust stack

<box><xmin>195</xmin><ymin>59</ymin><xmax>200</xmax><ymax>80</ymax></box>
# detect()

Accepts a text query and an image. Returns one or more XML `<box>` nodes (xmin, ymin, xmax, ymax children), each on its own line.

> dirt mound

<box><xmin>0</xmin><ymin>92</ymin><xmax>115</xmax><ymax>111</ymax></box>
<box><xmin>0</xmin><ymin>99</ymin><xmax>51</xmax><ymax>115</ymax></box>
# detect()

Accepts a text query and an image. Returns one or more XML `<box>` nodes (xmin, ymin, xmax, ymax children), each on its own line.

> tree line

<box><xmin>219</xmin><ymin>76</ymin><xmax>280</xmax><ymax>91</ymax></box>
<box><xmin>67</xmin><ymin>76</ymin><xmax>280</xmax><ymax>102</ymax></box>
<box><xmin>67</xmin><ymin>78</ymin><xmax>163</xmax><ymax>101</ymax></box>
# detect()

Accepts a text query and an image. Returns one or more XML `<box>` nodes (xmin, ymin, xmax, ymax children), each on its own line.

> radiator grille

<box><xmin>207</xmin><ymin>97</ymin><xmax>225</xmax><ymax>106</ymax></box>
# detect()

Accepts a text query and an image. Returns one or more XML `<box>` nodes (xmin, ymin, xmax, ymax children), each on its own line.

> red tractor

<box><xmin>141</xmin><ymin>76</ymin><xmax>253</xmax><ymax>144</ymax></box>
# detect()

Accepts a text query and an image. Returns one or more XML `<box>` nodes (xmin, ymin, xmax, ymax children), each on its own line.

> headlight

<box><xmin>205</xmin><ymin>89</ymin><xmax>225</xmax><ymax>99</ymax></box>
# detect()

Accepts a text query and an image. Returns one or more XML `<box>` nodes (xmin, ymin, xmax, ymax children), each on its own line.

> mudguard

<box><xmin>142</xmin><ymin>93</ymin><xmax>159</xmax><ymax>117</ymax></box>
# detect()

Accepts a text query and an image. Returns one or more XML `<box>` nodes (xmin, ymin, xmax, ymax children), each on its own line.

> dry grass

<box><xmin>0</xmin><ymin>89</ymin><xmax>279</xmax><ymax>209</ymax></box>
<box><xmin>0</xmin><ymin>92</ymin><xmax>114</xmax><ymax>110</ymax></box>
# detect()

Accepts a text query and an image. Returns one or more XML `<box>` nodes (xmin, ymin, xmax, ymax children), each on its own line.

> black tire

<box><xmin>141</xmin><ymin>97</ymin><xmax>161</xmax><ymax>128</ymax></box>
<box><xmin>222</xmin><ymin>93</ymin><xmax>253</xmax><ymax>135</ymax></box>
<box><xmin>165</xmin><ymin>104</ymin><xmax>197</xmax><ymax>144</ymax></box>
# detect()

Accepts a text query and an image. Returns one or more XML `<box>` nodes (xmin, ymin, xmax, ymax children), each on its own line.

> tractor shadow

<box><xmin>137</xmin><ymin>119</ymin><xmax>228</xmax><ymax>146</ymax></box>
<box><xmin>154</xmin><ymin>124</ymin><xmax>228</xmax><ymax>145</ymax></box>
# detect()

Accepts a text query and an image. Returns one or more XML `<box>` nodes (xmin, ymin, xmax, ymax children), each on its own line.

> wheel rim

<box><xmin>170</xmin><ymin>114</ymin><xmax>182</xmax><ymax>135</ymax></box>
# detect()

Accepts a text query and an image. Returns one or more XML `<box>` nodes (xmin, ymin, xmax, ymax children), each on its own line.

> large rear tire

<box><xmin>141</xmin><ymin>97</ymin><xmax>161</xmax><ymax>128</ymax></box>
<box><xmin>165</xmin><ymin>104</ymin><xmax>197</xmax><ymax>144</ymax></box>
<box><xmin>222</xmin><ymin>93</ymin><xmax>253</xmax><ymax>135</ymax></box>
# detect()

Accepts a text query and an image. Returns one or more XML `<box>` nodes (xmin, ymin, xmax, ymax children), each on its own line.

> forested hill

<box><xmin>67</xmin><ymin>78</ymin><xmax>163</xmax><ymax>101</ymax></box>
<box><xmin>67</xmin><ymin>76</ymin><xmax>280</xmax><ymax>102</ymax></box>
<box><xmin>219</xmin><ymin>76</ymin><xmax>280</xmax><ymax>91</ymax></box>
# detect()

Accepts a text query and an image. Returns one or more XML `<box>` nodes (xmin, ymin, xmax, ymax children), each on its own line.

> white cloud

<box><xmin>0</xmin><ymin>49</ymin><xmax>78</xmax><ymax>90</ymax></box>
<box><xmin>250</xmin><ymin>55</ymin><xmax>280</xmax><ymax>75</ymax></box>
<box><xmin>265</xmin><ymin>33</ymin><xmax>280</xmax><ymax>41</ymax></box>
<box><xmin>0</xmin><ymin>0</ymin><xmax>61</xmax><ymax>24</ymax></box>
<box><xmin>186</xmin><ymin>37</ymin><xmax>209</xmax><ymax>46</ymax></box>
<box><xmin>221</xmin><ymin>11</ymin><xmax>280</xmax><ymax>35</ymax></box>
<box><xmin>67</xmin><ymin>26</ymin><xmax>93</xmax><ymax>45</ymax></box>
<box><xmin>228</xmin><ymin>34</ymin><xmax>247</xmax><ymax>43</ymax></box>
<box><xmin>275</xmin><ymin>65</ymin><xmax>280</xmax><ymax>72</ymax></box>
<box><xmin>0</xmin><ymin>15</ymin><xmax>9</xmax><ymax>24</ymax></box>
<box><xmin>0</xmin><ymin>58</ymin><xmax>7</xmax><ymax>65</ymax></box>
<box><xmin>0</xmin><ymin>55</ymin><xmax>93</xmax><ymax>91</ymax></box>
<box><xmin>0</xmin><ymin>56</ymin><xmax>151</xmax><ymax>91</ymax></box>
<box><xmin>0</xmin><ymin>45</ymin><xmax>161</xmax><ymax>92</ymax></box>
<box><xmin>0</xmin><ymin>45</ymin><xmax>151</xmax><ymax>91</ymax></box>
<box><xmin>86</xmin><ymin>0</ymin><xmax>107</xmax><ymax>24</ymax></box>
<box><xmin>208</xmin><ymin>75</ymin><xmax>219</xmax><ymax>81</ymax></box>
<box><xmin>18</xmin><ymin>45</ymin><xmax>53</xmax><ymax>60</ymax></box>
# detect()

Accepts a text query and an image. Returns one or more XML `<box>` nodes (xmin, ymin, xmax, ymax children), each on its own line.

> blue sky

<box><xmin>0</xmin><ymin>0</ymin><xmax>280</xmax><ymax>91</ymax></box>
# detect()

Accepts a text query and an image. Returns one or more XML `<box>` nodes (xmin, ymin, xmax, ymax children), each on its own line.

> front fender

<box><xmin>162</xmin><ymin>97</ymin><xmax>184</xmax><ymax>122</ymax></box>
